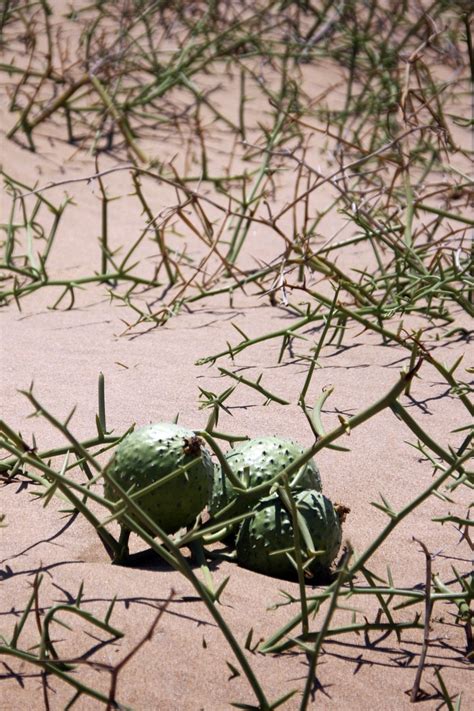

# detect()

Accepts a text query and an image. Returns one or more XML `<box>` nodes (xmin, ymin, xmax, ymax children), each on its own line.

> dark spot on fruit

<box><xmin>334</xmin><ymin>503</ymin><xmax>351</xmax><ymax>523</ymax></box>
<box><xmin>183</xmin><ymin>436</ymin><xmax>202</xmax><ymax>456</ymax></box>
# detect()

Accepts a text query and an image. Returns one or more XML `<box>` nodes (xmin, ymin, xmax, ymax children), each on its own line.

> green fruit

<box><xmin>104</xmin><ymin>422</ymin><xmax>213</xmax><ymax>535</ymax></box>
<box><xmin>236</xmin><ymin>489</ymin><xmax>342</xmax><ymax>580</ymax></box>
<box><xmin>209</xmin><ymin>436</ymin><xmax>322</xmax><ymax>521</ymax></box>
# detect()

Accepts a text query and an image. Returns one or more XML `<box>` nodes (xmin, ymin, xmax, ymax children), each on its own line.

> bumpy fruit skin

<box><xmin>236</xmin><ymin>489</ymin><xmax>341</xmax><ymax>580</ymax></box>
<box><xmin>104</xmin><ymin>423</ymin><xmax>213</xmax><ymax>535</ymax></box>
<box><xmin>209</xmin><ymin>436</ymin><xmax>322</xmax><ymax>520</ymax></box>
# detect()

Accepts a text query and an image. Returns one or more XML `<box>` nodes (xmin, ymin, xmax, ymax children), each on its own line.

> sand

<box><xmin>1</xmin><ymin>4</ymin><xmax>472</xmax><ymax>710</ymax></box>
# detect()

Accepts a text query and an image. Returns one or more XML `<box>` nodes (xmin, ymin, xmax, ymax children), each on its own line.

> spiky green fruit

<box><xmin>104</xmin><ymin>422</ymin><xmax>213</xmax><ymax>535</ymax></box>
<box><xmin>209</xmin><ymin>436</ymin><xmax>322</xmax><ymax>521</ymax></box>
<box><xmin>236</xmin><ymin>489</ymin><xmax>341</xmax><ymax>580</ymax></box>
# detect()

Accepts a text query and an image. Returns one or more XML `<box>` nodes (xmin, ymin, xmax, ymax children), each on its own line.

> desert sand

<box><xmin>1</xmin><ymin>3</ymin><xmax>472</xmax><ymax>709</ymax></box>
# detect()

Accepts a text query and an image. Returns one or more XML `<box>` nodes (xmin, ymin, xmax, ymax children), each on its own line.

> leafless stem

<box><xmin>410</xmin><ymin>538</ymin><xmax>433</xmax><ymax>702</ymax></box>
<box><xmin>106</xmin><ymin>589</ymin><xmax>175</xmax><ymax>710</ymax></box>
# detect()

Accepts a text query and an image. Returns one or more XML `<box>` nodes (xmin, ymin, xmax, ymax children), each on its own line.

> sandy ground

<box><xmin>1</xmin><ymin>8</ymin><xmax>473</xmax><ymax>710</ymax></box>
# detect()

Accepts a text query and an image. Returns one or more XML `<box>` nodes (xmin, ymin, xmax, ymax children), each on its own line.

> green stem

<box><xmin>218</xmin><ymin>367</ymin><xmax>290</xmax><ymax>405</ymax></box>
<box><xmin>299</xmin><ymin>549</ymin><xmax>352</xmax><ymax>710</ymax></box>
<box><xmin>104</xmin><ymin>474</ymin><xmax>271</xmax><ymax>709</ymax></box>
<box><xmin>0</xmin><ymin>647</ymin><xmax>128</xmax><ymax>708</ymax></box>
<box><xmin>261</xmin><ymin>448</ymin><xmax>472</xmax><ymax>654</ymax></box>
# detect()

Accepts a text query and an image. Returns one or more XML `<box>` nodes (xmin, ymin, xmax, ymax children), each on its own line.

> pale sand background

<box><xmin>1</xmin><ymin>6</ymin><xmax>472</xmax><ymax>709</ymax></box>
